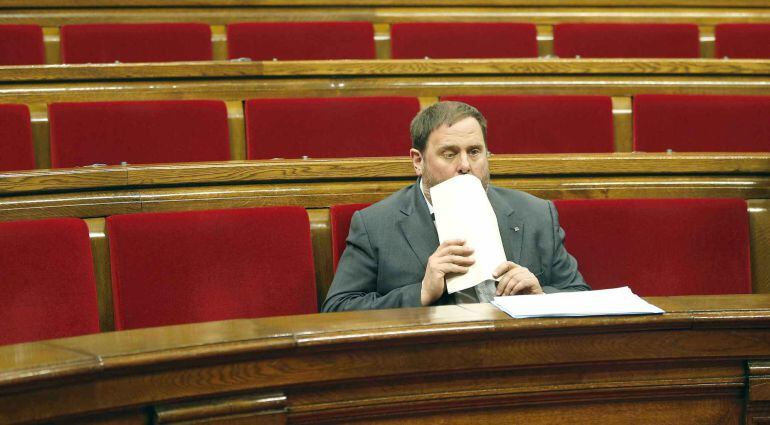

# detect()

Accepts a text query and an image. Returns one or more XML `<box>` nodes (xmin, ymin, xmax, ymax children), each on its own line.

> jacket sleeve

<box><xmin>542</xmin><ymin>200</ymin><xmax>591</xmax><ymax>293</ymax></box>
<box><xmin>322</xmin><ymin>211</ymin><xmax>423</xmax><ymax>312</ymax></box>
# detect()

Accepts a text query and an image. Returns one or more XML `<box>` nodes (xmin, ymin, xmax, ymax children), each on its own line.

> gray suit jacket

<box><xmin>322</xmin><ymin>181</ymin><xmax>589</xmax><ymax>312</ymax></box>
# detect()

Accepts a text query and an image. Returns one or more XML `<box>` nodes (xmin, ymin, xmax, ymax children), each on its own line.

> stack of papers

<box><xmin>491</xmin><ymin>287</ymin><xmax>665</xmax><ymax>318</ymax></box>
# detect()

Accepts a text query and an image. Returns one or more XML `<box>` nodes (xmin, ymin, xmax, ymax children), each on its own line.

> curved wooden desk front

<box><xmin>2</xmin><ymin>294</ymin><xmax>770</xmax><ymax>424</ymax></box>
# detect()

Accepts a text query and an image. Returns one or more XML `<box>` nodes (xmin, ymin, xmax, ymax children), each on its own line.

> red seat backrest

<box><xmin>60</xmin><ymin>23</ymin><xmax>212</xmax><ymax>64</ymax></box>
<box><xmin>227</xmin><ymin>22</ymin><xmax>375</xmax><ymax>60</ymax></box>
<box><xmin>330</xmin><ymin>203</ymin><xmax>371</xmax><ymax>270</ymax></box>
<box><xmin>716</xmin><ymin>24</ymin><xmax>770</xmax><ymax>59</ymax></box>
<box><xmin>0</xmin><ymin>104</ymin><xmax>35</xmax><ymax>172</ymax></box>
<box><xmin>107</xmin><ymin>207</ymin><xmax>317</xmax><ymax>330</ymax></box>
<box><xmin>390</xmin><ymin>23</ymin><xmax>537</xmax><ymax>59</ymax></box>
<box><xmin>0</xmin><ymin>218</ymin><xmax>99</xmax><ymax>345</ymax></box>
<box><xmin>442</xmin><ymin>95</ymin><xmax>614</xmax><ymax>154</ymax></box>
<box><xmin>245</xmin><ymin>97</ymin><xmax>419</xmax><ymax>159</ymax></box>
<box><xmin>553</xmin><ymin>198</ymin><xmax>752</xmax><ymax>296</ymax></box>
<box><xmin>554</xmin><ymin>23</ymin><xmax>700</xmax><ymax>58</ymax></box>
<box><xmin>633</xmin><ymin>94</ymin><xmax>770</xmax><ymax>152</ymax></box>
<box><xmin>49</xmin><ymin>100</ymin><xmax>230</xmax><ymax>168</ymax></box>
<box><xmin>0</xmin><ymin>24</ymin><xmax>44</xmax><ymax>65</ymax></box>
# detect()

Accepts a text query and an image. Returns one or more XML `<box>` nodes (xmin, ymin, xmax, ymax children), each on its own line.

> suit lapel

<box><xmin>398</xmin><ymin>181</ymin><xmax>439</xmax><ymax>270</ymax></box>
<box><xmin>489</xmin><ymin>188</ymin><xmax>523</xmax><ymax>265</ymax></box>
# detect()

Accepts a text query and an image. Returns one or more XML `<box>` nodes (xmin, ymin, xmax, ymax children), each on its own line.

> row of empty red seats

<box><xmin>2</xmin><ymin>94</ymin><xmax>769</xmax><ymax>171</ymax></box>
<box><xmin>0</xmin><ymin>207</ymin><xmax>316</xmax><ymax>345</ymax></box>
<box><xmin>2</xmin><ymin>22</ymin><xmax>770</xmax><ymax>65</ymax></box>
<box><xmin>0</xmin><ymin>198</ymin><xmax>750</xmax><ymax>345</ymax></box>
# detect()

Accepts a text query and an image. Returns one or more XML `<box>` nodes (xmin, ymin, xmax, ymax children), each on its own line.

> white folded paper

<box><xmin>491</xmin><ymin>286</ymin><xmax>665</xmax><ymax>318</ymax></box>
<box><xmin>430</xmin><ymin>174</ymin><xmax>507</xmax><ymax>294</ymax></box>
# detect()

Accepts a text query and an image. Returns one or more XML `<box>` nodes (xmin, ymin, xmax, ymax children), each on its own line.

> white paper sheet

<box><xmin>430</xmin><ymin>174</ymin><xmax>506</xmax><ymax>294</ymax></box>
<box><xmin>491</xmin><ymin>286</ymin><xmax>665</xmax><ymax>318</ymax></box>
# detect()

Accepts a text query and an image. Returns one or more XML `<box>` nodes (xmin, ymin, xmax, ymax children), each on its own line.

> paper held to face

<box><xmin>430</xmin><ymin>174</ymin><xmax>507</xmax><ymax>294</ymax></box>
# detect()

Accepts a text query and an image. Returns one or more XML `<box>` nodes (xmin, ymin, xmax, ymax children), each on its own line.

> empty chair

<box><xmin>554</xmin><ymin>23</ymin><xmax>700</xmax><ymax>58</ymax></box>
<box><xmin>0</xmin><ymin>24</ymin><xmax>44</xmax><ymax>65</ymax></box>
<box><xmin>390</xmin><ymin>23</ymin><xmax>537</xmax><ymax>59</ymax></box>
<box><xmin>442</xmin><ymin>95</ymin><xmax>614</xmax><ymax>153</ymax></box>
<box><xmin>48</xmin><ymin>100</ymin><xmax>230</xmax><ymax>168</ymax></box>
<box><xmin>553</xmin><ymin>198</ymin><xmax>751</xmax><ymax>296</ymax></box>
<box><xmin>107</xmin><ymin>207</ymin><xmax>317</xmax><ymax>330</ymax></box>
<box><xmin>245</xmin><ymin>97</ymin><xmax>419</xmax><ymax>159</ymax></box>
<box><xmin>0</xmin><ymin>218</ymin><xmax>99</xmax><ymax>345</ymax></box>
<box><xmin>227</xmin><ymin>22</ymin><xmax>375</xmax><ymax>60</ymax></box>
<box><xmin>60</xmin><ymin>23</ymin><xmax>212</xmax><ymax>64</ymax></box>
<box><xmin>0</xmin><ymin>104</ymin><xmax>35</xmax><ymax>171</ymax></box>
<box><xmin>634</xmin><ymin>94</ymin><xmax>770</xmax><ymax>152</ymax></box>
<box><xmin>716</xmin><ymin>24</ymin><xmax>770</xmax><ymax>59</ymax></box>
<box><xmin>330</xmin><ymin>203</ymin><xmax>370</xmax><ymax>270</ymax></box>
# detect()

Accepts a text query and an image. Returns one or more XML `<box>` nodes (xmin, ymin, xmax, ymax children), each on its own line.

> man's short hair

<box><xmin>409</xmin><ymin>101</ymin><xmax>488</xmax><ymax>152</ymax></box>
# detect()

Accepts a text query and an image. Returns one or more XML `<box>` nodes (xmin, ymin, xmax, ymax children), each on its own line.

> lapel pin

<box><xmin>514</xmin><ymin>226</ymin><xmax>520</xmax><ymax>232</ymax></box>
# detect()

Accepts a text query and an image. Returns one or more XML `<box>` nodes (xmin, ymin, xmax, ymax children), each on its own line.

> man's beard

<box><xmin>421</xmin><ymin>160</ymin><xmax>490</xmax><ymax>205</ymax></box>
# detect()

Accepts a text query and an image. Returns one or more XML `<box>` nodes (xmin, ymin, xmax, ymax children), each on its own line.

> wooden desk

<box><xmin>1</xmin><ymin>294</ymin><xmax>770</xmax><ymax>424</ymax></box>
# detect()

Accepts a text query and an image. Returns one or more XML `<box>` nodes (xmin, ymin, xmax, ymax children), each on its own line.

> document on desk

<box><xmin>492</xmin><ymin>287</ymin><xmax>665</xmax><ymax>318</ymax></box>
<box><xmin>430</xmin><ymin>174</ymin><xmax>506</xmax><ymax>294</ymax></box>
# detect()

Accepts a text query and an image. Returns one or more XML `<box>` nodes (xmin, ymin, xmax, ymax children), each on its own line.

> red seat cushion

<box><xmin>60</xmin><ymin>23</ymin><xmax>212</xmax><ymax>64</ymax></box>
<box><xmin>554</xmin><ymin>23</ymin><xmax>700</xmax><ymax>58</ymax></box>
<box><xmin>330</xmin><ymin>203</ymin><xmax>370</xmax><ymax>270</ymax></box>
<box><xmin>107</xmin><ymin>207</ymin><xmax>317</xmax><ymax>330</ymax></box>
<box><xmin>227</xmin><ymin>22</ymin><xmax>375</xmax><ymax>60</ymax></box>
<box><xmin>390</xmin><ymin>23</ymin><xmax>537</xmax><ymax>59</ymax></box>
<box><xmin>0</xmin><ymin>218</ymin><xmax>99</xmax><ymax>345</ymax></box>
<box><xmin>0</xmin><ymin>24</ymin><xmax>44</xmax><ymax>65</ymax></box>
<box><xmin>0</xmin><ymin>104</ymin><xmax>35</xmax><ymax>171</ymax></box>
<box><xmin>245</xmin><ymin>97</ymin><xmax>419</xmax><ymax>159</ymax></box>
<box><xmin>633</xmin><ymin>94</ymin><xmax>770</xmax><ymax>152</ymax></box>
<box><xmin>49</xmin><ymin>100</ymin><xmax>230</xmax><ymax>168</ymax></box>
<box><xmin>554</xmin><ymin>198</ymin><xmax>752</xmax><ymax>296</ymax></box>
<box><xmin>716</xmin><ymin>24</ymin><xmax>770</xmax><ymax>59</ymax></box>
<box><xmin>442</xmin><ymin>95</ymin><xmax>614</xmax><ymax>154</ymax></box>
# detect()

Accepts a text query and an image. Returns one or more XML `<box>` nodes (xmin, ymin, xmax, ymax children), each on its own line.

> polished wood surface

<box><xmin>1</xmin><ymin>295</ymin><xmax>769</xmax><ymax>424</ymax></box>
<box><xmin>3</xmin><ymin>0</ymin><xmax>770</xmax><ymax>6</ymax></box>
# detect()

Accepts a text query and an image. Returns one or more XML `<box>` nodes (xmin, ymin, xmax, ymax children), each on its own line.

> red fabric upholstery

<box><xmin>442</xmin><ymin>95</ymin><xmax>614</xmax><ymax>154</ymax></box>
<box><xmin>108</xmin><ymin>207</ymin><xmax>317</xmax><ymax>330</ymax></box>
<box><xmin>245</xmin><ymin>97</ymin><xmax>419</xmax><ymax>159</ymax></box>
<box><xmin>716</xmin><ymin>24</ymin><xmax>770</xmax><ymax>59</ymax></box>
<box><xmin>227</xmin><ymin>22</ymin><xmax>375</xmax><ymax>60</ymax></box>
<box><xmin>633</xmin><ymin>94</ymin><xmax>770</xmax><ymax>152</ymax></box>
<box><xmin>60</xmin><ymin>23</ymin><xmax>212</xmax><ymax>64</ymax></box>
<box><xmin>0</xmin><ymin>104</ymin><xmax>35</xmax><ymax>171</ymax></box>
<box><xmin>0</xmin><ymin>218</ymin><xmax>99</xmax><ymax>345</ymax></box>
<box><xmin>49</xmin><ymin>100</ymin><xmax>230</xmax><ymax>168</ymax></box>
<box><xmin>553</xmin><ymin>198</ymin><xmax>752</xmax><ymax>296</ymax></box>
<box><xmin>390</xmin><ymin>23</ymin><xmax>537</xmax><ymax>59</ymax></box>
<box><xmin>0</xmin><ymin>24</ymin><xmax>44</xmax><ymax>65</ymax></box>
<box><xmin>330</xmin><ymin>203</ymin><xmax>370</xmax><ymax>270</ymax></box>
<box><xmin>553</xmin><ymin>23</ymin><xmax>700</xmax><ymax>58</ymax></box>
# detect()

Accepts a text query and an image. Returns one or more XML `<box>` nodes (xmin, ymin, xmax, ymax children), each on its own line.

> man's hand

<box><xmin>421</xmin><ymin>239</ymin><xmax>474</xmax><ymax>306</ymax></box>
<box><xmin>493</xmin><ymin>261</ymin><xmax>543</xmax><ymax>296</ymax></box>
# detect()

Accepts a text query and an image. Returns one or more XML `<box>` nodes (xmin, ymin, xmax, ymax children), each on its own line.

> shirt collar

<box><xmin>419</xmin><ymin>177</ymin><xmax>434</xmax><ymax>215</ymax></box>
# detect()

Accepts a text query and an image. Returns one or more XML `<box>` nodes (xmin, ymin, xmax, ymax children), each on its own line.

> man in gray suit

<box><xmin>323</xmin><ymin>101</ymin><xmax>589</xmax><ymax>312</ymax></box>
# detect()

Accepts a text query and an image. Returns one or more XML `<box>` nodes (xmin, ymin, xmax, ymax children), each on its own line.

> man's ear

<box><xmin>409</xmin><ymin>148</ymin><xmax>423</xmax><ymax>176</ymax></box>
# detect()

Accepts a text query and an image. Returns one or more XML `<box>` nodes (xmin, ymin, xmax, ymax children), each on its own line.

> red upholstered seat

<box><xmin>49</xmin><ymin>100</ymin><xmax>230</xmax><ymax>168</ymax></box>
<box><xmin>553</xmin><ymin>198</ymin><xmax>752</xmax><ymax>296</ymax></box>
<box><xmin>553</xmin><ymin>23</ymin><xmax>700</xmax><ymax>58</ymax></box>
<box><xmin>330</xmin><ymin>203</ymin><xmax>370</xmax><ymax>270</ymax></box>
<box><xmin>60</xmin><ymin>23</ymin><xmax>212</xmax><ymax>64</ymax></box>
<box><xmin>245</xmin><ymin>97</ymin><xmax>419</xmax><ymax>159</ymax></box>
<box><xmin>227</xmin><ymin>22</ymin><xmax>375</xmax><ymax>60</ymax></box>
<box><xmin>716</xmin><ymin>24</ymin><xmax>770</xmax><ymax>59</ymax></box>
<box><xmin>442</xmin><ymin>95</ymin><xmax>614</xmax><ymax>154</ymax></box>
<box><xmin>633</xmin><ymin>94</ymin><xmax>770</xmax><ymax>152</ymax></box>
<box><xmin>390</xmin><ymin>23</ymin><xmax>537</xmax><ymax>59</ymax></box>
<box><xmin>107</xmin><ymin>207</ymin><xmax>317</xmax><ymax>330</ymax></box>
<box><xmin>0</xmin><ymin>104</ymin><xmax>35</xmax><ymax>171</ymax></box>
<box><xmin>0</xmin><ymin>24</ymin><xmax>44</xmax><ymax>65</ymax></box>
<box><xmin>0</xmin><ymin>218</ymin><xmax>99</xmax><ymax>345</ymax></box>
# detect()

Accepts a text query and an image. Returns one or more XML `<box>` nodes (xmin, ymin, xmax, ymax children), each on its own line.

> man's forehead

<box><xmin>428</xmin><ymin>117</ymin><xmax>484</xmax><ymax>145</ymax></box>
